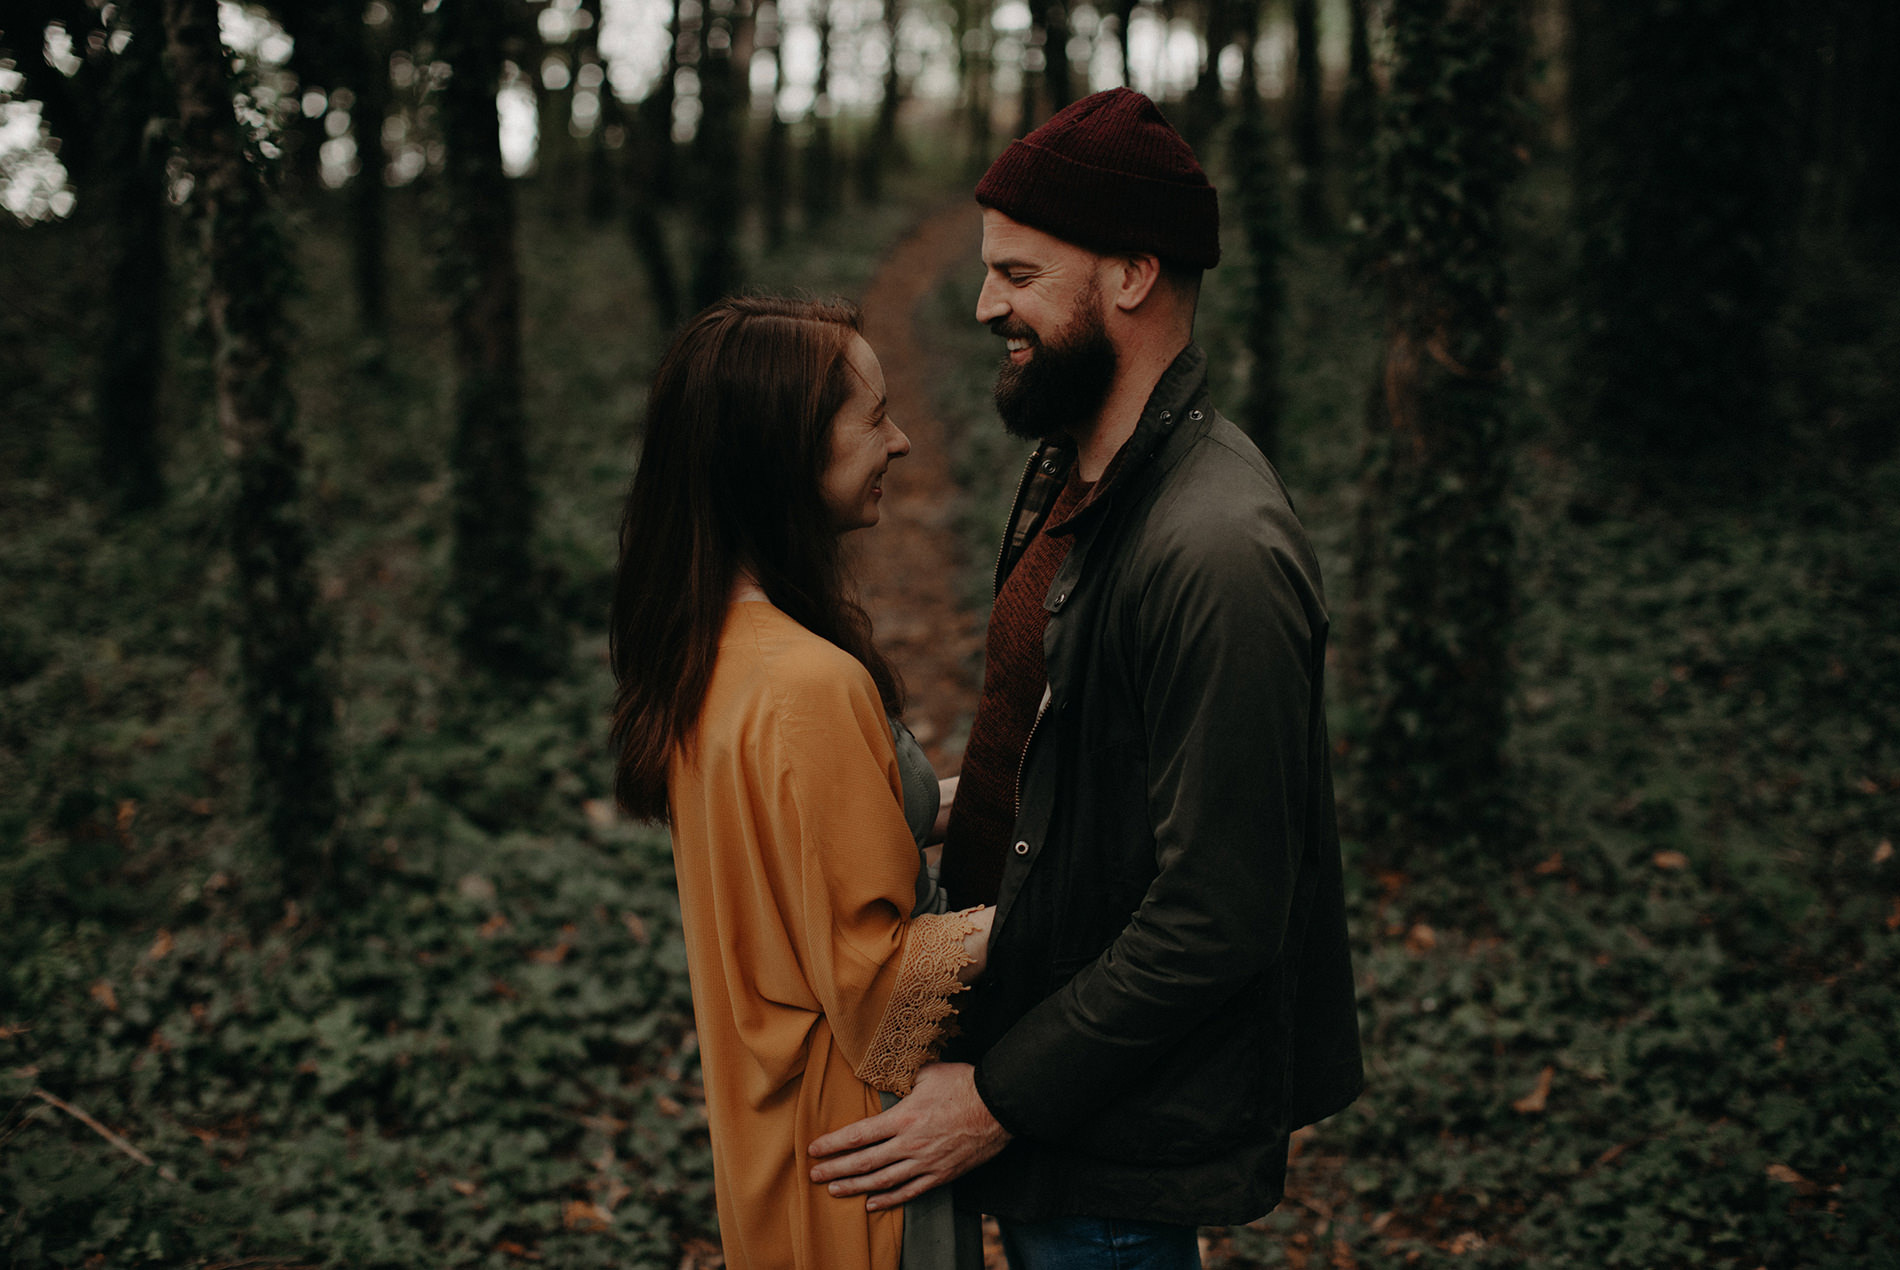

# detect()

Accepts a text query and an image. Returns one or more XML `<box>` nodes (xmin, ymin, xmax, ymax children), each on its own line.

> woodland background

<box><xmin>1</xmin><ymin>0</ymin><xmax>1897</xmax><ymax>1265</ymax></box>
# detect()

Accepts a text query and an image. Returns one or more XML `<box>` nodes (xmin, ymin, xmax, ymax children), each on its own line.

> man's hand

<box><xmin>807</xmin><ymin>1062</ymin><xmax>1010</xmax><ymax>1211</ymax></box>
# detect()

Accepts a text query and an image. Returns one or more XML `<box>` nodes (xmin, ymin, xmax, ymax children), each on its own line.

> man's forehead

<box><xmin>980</xmin><ymin>208</ymin><xmax>1091</xmax><ymax>267</ymax></box>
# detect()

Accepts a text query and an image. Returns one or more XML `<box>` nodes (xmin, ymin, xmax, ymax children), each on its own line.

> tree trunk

<box><xmin>859</xmin><ymin>0</ymin><xmax>904</xmax><ymax>202</ymax></box>
<box><xmin>1341</xmin><ymin>0</ymin><xmax>1375</xmax><ymax>151</ymax></box>
<box><xmin>1352</xmin><ymin>0</ymin><xmax>1521</xmax><ymax>861</ymax></box>
<box><xmin>1110</xmin><ymin>0</ymin><xmax>1135</xmax><ymax>88</ymax></box>
<box><xmin>1291</xmin><ymin>0</ymin><xmax>1328</xmax><ymax>233</ymax></box>
<box><xmin>434</xmin><ymin>0</ymin><xmax>562</xmax><ymax>683</ymax></box>
<box><xmin>1571</xmin><ymin>0</ymin><xmax>1795</xmax><ymax>471</ymax></box>
<box><xmin>1187</xmin><ymin>0</ymin><xmax>1234</xmax><ymax>147</ymax></box>
<box><xmin>803</xmin><ymin>0</ymin><xmax>840</xmax><ymax>225</ymax></box>
<box><xmin>97</xmin><ymin>0</ymin><xmax>170</xmax><ymax>514</ymax></box>
<box><xmin>960</xmin><ymin>0</ymin><xmax>994</xmax><ymax>174</ymax></box>
<box><xmin>1230</xmin><ymin>0</ymin><xmax>1284</xmax><ymax>461</ymax></box>
<box><xmin>162</xmin><ymin>0</ymin><xmax>339</xmax><ymax>893</ymax></box>
<box><xmin>349</xmin><ymin>8</ymin><xmax>391</xmax><ymax>337</ymax></box>
<box><xmin>691</xmin><ymin>11</ymin><xmax>744</xmax><ymax>308</ymax></box>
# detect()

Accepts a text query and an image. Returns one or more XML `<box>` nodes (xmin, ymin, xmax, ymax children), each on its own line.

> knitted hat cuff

<box><xmin>974</xmin><ymin>90</ymin><xmax>1221</xmax><ymax>269</ymax></box>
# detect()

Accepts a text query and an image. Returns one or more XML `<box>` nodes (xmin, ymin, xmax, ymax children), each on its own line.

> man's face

<box><xmin>976</xmin><ymin>210</ymin><xmax>1119</xmax><ymax>442</ymax></box>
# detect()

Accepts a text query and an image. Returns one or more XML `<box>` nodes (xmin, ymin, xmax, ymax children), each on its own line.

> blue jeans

<box><xmin>998</xmin><ymin>1215</ymin><xmax>1201</xmax><ymax>1270</ymax></box>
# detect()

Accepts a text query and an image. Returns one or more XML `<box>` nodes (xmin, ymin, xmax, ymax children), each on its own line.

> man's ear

<box><xmin>1107</xmin><ymin>253</ymin><xmax>1162</xmax><ymax>312</ymax></box>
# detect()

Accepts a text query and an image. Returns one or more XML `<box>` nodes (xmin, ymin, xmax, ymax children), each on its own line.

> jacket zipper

<box><xmin>1015</xmin><ymin>686</ymin><xmax>1051</xmax><ymax>821</ymax></box>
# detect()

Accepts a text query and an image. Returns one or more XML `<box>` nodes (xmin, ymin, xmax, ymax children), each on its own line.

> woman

<box><xmin>609</xmin><ymin>296</ymin><xmax>989</xmax><ymax>1270</ymax></box>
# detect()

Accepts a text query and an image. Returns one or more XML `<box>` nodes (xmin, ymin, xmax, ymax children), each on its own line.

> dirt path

<box><xmin>852</xmin><ymin>200</ymin><xmax>988</xmax><ymax>771</ymax></box>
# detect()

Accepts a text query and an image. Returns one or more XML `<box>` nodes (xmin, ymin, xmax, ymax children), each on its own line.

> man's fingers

<box><xmin>824</xmin><ymin>1155</ymin><xmax>927</xmax><ymax>1199</ymax></box>
<box><xmin>808</xmin><ymin>1107</ymin><xmax>903</xmax><ymax>1160</ymax></box>
<box><xmin>809</xmin><ymin>1138</ymin><xmax>906</xmax><ymax>1185</ymax></box>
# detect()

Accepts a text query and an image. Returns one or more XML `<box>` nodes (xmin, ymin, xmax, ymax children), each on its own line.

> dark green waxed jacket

<box><xmin>951</xmin><ymin>345</ymin><xmax>1364</xmax><ymax>1226</ymax></box>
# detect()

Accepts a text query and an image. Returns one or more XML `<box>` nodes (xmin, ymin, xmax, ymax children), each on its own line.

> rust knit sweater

<box><xmin>939</xmin><ymin>474</ymin><xmax>1095</xmax><ymax>907</ymax></box>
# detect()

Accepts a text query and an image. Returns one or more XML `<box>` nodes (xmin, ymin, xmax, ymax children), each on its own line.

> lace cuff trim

<box><xmin>854</xmin><ymin>908</ymin><xmax>981</xmax><ymax>1095</ymax></box>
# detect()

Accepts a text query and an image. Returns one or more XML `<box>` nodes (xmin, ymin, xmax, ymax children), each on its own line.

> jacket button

<box><xmin>1189</xmin><ymin>409</ymin><xmax>1203</xmax><ymax>421</ymax></box>
<box><xmin>1159</xmin><ymin>410</ymin><xmax>1172</xmax><ymax>424</ymax></box>
<box><xmin>1013</xmin><ymin>841</ymin><xmax>1030</xmax><ymax>856</ymax></box>
<box><xmin>1055</xmin><ymin>591</ymin><xmax>1067</xmax><ymax>604</ymax></box>
<box><xmin>1041</xmin><ymin>459</ymin><xmax>1059</xmax><ymax>475</ymax></box>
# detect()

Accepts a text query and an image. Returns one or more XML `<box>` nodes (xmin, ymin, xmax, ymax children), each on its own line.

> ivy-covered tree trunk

<box><xmin>162</xmin><ymin>0</ymin><xmax>338</xmax><ymax>893</ymax></box>
<box><xmin>96</xmin><ymin>0</ymin><xmax>170</xmax><ymax>514</ymax></box>
<box><xmin>1570</xmin><ymin>0</ymin><xmax>1794</xmax><ymax>468</ymax></box>
<box><xmin>1230</xmin><ymin>0</ymin><xmax>1285</xmax><ymax>460</ymax></box>
<box><xmin>1291</xmin><ymin>0</ymin><xmax>1329</xmax><ymax>233</ymax></box>
<box><xmin>1353</xmin><ymin>0</ymin><xmax>1521</xmax><ymax>861</ymax></box>
<box><xmin>435</xmin><ymin>0</ymin><xmax>562</xmax><ymax>683</ymax></box>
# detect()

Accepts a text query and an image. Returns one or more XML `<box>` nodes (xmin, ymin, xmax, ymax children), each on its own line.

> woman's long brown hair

<box><xmin>609</xmin><ymin>296</ymin><xmax>904</xmax><ymax>822</ymax></box>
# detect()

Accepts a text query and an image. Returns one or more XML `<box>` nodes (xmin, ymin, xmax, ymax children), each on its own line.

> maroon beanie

<box><xmin>975</xmin><ymin>88</ymin><xmax>1220</xmax><ymax>269</ymax></box>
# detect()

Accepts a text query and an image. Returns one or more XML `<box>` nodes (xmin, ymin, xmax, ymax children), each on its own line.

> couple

<box><xmin>609</xmin><ymin>90</ymin><xmax>1364</xmax><ymax>1270</ymax></box>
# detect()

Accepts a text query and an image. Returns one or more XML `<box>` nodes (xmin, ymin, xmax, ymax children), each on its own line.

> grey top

<box><xmin>890</xmin><ymin>716</ymin><xmax>946</xmax><ymax>916</ymax></box>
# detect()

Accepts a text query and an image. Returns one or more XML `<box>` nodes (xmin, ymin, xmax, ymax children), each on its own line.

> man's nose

<box><xmin>889</xmin><ymin>424</ymin><xmax>911</xmax><ymax>458</ymax></box>
<box><xmin>975</xmin><ymin>274</ymin><xmax>1007</xmax><ymax>325</ymax></box>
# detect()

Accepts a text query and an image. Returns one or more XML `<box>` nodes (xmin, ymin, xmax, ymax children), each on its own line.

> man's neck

<box><xmin>1069</xmin><ymin>337</ymin><xmax>1189</xmax><ymax>483</ymax></box>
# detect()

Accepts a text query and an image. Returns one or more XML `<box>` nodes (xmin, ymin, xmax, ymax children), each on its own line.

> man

<box><xmin>810</xmin><ymin>89</ymin><xmax>1364</xmax><ymax>1268</ymax></box>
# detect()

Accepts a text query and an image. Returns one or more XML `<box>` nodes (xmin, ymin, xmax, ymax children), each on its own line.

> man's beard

<box><xmin>992</xmin><ymin>284</ymin><xmax>1118</xmax><ymax>442</ymax></box>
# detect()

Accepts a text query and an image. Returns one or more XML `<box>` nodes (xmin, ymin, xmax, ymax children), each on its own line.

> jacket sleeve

<box><xmin>974</xmin><ymin>485</ymin><xmax>1321</xmax><ymax>1138</ymax></box>
<box><xmin>774</xmin><ymin>666</ymin><xmax>977</xmax><ymax>1095</ymax></box>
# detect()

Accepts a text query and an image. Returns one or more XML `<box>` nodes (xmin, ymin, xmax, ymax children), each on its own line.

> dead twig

<box><xmin>31</xmin><ymin>1087</ymin><xmax>178</xmax><ymax>1182</ymax></box>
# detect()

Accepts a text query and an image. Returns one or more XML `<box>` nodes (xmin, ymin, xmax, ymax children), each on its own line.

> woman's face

<box><xmin>822</xmin><ymin>335</ymin><xmax>910</xmax><ymax>532</ymax></box>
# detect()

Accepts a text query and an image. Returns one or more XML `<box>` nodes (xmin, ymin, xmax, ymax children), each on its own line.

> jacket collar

<box><xmin>995</xmin><ymin>345</ymin><xmax>1213</xmax><ymax>589</ymax></box>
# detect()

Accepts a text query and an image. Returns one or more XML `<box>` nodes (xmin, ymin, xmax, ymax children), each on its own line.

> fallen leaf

<box><xmin>1887</xmin><ymin>899</ymin><xmax>1900</xmax><ymax>933</ymax></box>
<box><xmin>490</xmin><ymin>978</ymin><xmax>518</xmax><ymax>1000</ymax></box>
<box><xmin>479</xmin><ymin>913</ymin><xmax>509</xmax><ymax>939</ymax></box>
<box><xmin>449</xmin><ymin>1178</ymin><xmax>480</xmax><ymax>1197</ymax></box>
<box><xmin>1874</xmin><ymin>839</ymin><xmax>1893</xmax><ymax>865</ymax></box>
<box><xmin>655</xmin><ymin>1095</ymin><xmax>684</xmax><ymax>1117</ymax></box>
<box><xmin>621</xmin><ymin>911</ymin><xmax>650</xmax><ymax>944</ymax></box>
<box><xmin>146</xmin><ymin>930</ymin><xmax>174</xmax><ymax>961</ymax></box>
<box><xmin>1512</xmin><ymin>1065</ymin><xmax>1553</xmax><ymax>1114</ymax></box>
<box><xmin>495</xmin><ymin>1240</ymin><xmax>542</xmax><ymax>1261</ymax></box>
<box><xmin>1404</xmin><ymin>923</ymin><xmax>1437</xmax><ymax>953</ymax></box>
<box><xmin>563</xmin><ymin>1199</ymin><xmax>612</xmax><ymax>1232</ymax></box>
<box><xmin>89</xmin><ymin>980</ymin><xmax>119</xmax><ymax>1012</ymax></box>
<box><xmin>1652</xmin><ymin>850</ymin><xmax>1690</xmax><ymax>871</ymax></box>
<box><xmin>582</xmin><ymin>799</ymin><xmax>618</xmax><ymax>832</ymax></box>
<box><xmin>1447</xmin><ymin>1231</ymin><xmax>1484</xmax><ymax>1255</ymax></box>
<box><xmin>0</xmin><ymin>1023</ymin><xmax>31</xmax><ymax>1041</ymax></box>
<box><xmin>1369</xmin><ymin>1211</ymin><xmax>1395</xmax><ymax>1234</ymax></box>
<box><xmin>1532</xmin><ymin>852</ymin><xmax>1565</xmax><ymax>876</ymax></box>
<box><xmin>528</xmin><ymin>924</ymin><xmax>578</xmax><ymax>965</ymax></box>
<box><xmin>1765</xmin><ymin>1163</ymin><xmax>1818</xmax><ymax>1196</ymax></box>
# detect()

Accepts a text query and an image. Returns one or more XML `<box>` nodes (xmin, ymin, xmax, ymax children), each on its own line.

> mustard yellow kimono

<box><xmin>667</xmin><ymin>600</ymin><xmax>975</xmax><ymax>1270</ymax></box>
